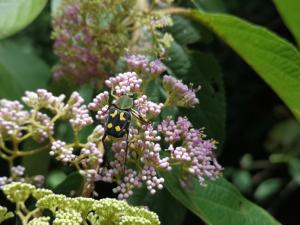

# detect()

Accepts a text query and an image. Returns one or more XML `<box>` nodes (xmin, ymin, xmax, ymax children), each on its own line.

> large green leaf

<box><xmin>273</xmin><ymin>0</ymin><xmax>300</xmax><ymax>47</ymax></box>
<box><xmin>178</xmin><ymin>9</ymin><xmax>300</xmax><ymax>122</ymax></box>
<box><xmin>0</xmin><ymin>0</ymin><xmax>47</xmax><ymax>39</ymax></box>
<box><xmin>0</xmin><ymin>41</ymin><xmax>51</xmax><ymax>99</ymax></box>
<box><xmin>128</xmin><ymin>187</ymin><xmax>186</xmax><ymax>225</ymax></box>
<box><xmin>167</xmin><ymin>16</ymin><xmax>201</xmax><ymax>46</ymax></box>
<box><xmin>165</xmin><ymin>41</ymin><xmax>191</xmax><ymax>76</ymax></box>
<box><xmin>162</xmin><ymin>170</ymin><xmax>281</xmax><ymax>225</ymax></box>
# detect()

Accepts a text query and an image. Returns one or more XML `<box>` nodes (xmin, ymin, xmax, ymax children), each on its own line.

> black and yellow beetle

<box><xmin>102</xmin><ymin>94</ymin><xmax>148</xmax><ymax>162</ymax></box>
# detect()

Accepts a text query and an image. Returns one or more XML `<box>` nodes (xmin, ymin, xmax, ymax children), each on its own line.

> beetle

<box><xmin>101</xmin><ymin>94</ymin><xmax>148</xmax><ymax>164</ymax></box>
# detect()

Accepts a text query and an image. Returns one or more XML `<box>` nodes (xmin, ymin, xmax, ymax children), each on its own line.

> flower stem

<box><xmin>16</xmin><ymin>144</ymin><xmax>51</xmax><ymax>157</ymax></box>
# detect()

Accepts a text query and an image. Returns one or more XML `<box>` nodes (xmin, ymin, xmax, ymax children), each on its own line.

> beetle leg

<box><xmin>102</xmin><ymin>133</ymin><xmax>107</xmax><ymax>151</ymax></box>
<box><xmin>123</xmin><ymin>129</ymin><xmax>130</xmax><ymax>173</ymax></box>
<box><xmin>131</xmin><ymin>108</ymin><xmax>149</xmax><ymax>125</ymax></box>
<box><xmin>101</xmin><ymin>133</ymin><xmax>110</xmax><ymax>167</ymax></box>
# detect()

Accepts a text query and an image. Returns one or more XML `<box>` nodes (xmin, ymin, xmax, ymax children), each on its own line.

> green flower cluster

<box><xmin>2</xmin><ymin>182</ymin><xmax>160</xmax><ymax>225</ymax></box>
<box><xmin>0</xmin><ymin>206</ymin><xmax>13</xmax><ymax>223</ymax></box>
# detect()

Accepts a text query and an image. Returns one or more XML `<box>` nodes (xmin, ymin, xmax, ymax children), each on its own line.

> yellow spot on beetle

<box><xmin>107</xmin><ymin>123</ymin><xmax>113</xmax><ymax>128</ymax></box>
<box><xmin>115</xmin><ymin>125</ymin><xmax>121</xmax><ymax>132</ymax></box>
<box><xmin>120</xmin><ymin>112</ymin><xmax>126</xmax><ymax>121</ymax></box>
<box><xmin>110</xmin><ymin>110</ymin><xmax>117</xmax><ymax>118</ymax></box>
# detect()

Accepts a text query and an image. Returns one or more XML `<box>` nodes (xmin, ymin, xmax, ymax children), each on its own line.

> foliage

<box><xmin>163</xmin><ymin>172</ymin><xmax>280</xmax><ymax>225</ymax></box>
<box><xmin>168</xmin><ymin>8</ymin><xmax>300</xmax><ymax>123</ymax></box>
<box><xmin>1</xmin><ymin>0</ymin><xmax>300</xmax><ymax>224</ymax></box>
<box><xmin>0</xmin><ymin>41</ymin><xmax>51</xmax><ymax>99</ymax></box>
<box><xmin>273</xmin><ymin>0</ymin><xmax>300</xmax><ymax>46</ymax></box>
<box><xmin>0</xmin><ymin>0</ymin><xmax>47</xmax><ymax>39</ymax></box>
<box><xmin>0</xmin><ymin>206</ymin><xmax>13</xmax><ymax>224</ymax></box>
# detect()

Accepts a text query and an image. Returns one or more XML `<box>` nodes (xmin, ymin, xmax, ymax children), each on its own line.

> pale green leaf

<box><xmin>162</xmin><ymin>170</ymin><xmax>281</xmax><ymax>225</ymax></box>
<box><xmin>0</xmin><ymin>41</ymin><xmax>51</xmax><ymax>99</ymax></box>
<box><xmin>232</xmin><ymin>170</ymin><xmax>253</xmax><ymax>193</ymax></box>
<box><xmin>288</xmin><ymin>158</ymin><xmax>300</xmax><ymax>185</ymax></box>
<box><xmin>254</xmin><ymin>178</ymin><xmax>282</xmax><ymax>202</ymax></box>
<box><xmin>273</xmin><ymin>0</ymin><xmax>300</xmax><ymax>47</ymax></box>
<box><xmin>0</xmin><ymin>0</ymin><xmax>47</xmax><ymax>39</ymax></box>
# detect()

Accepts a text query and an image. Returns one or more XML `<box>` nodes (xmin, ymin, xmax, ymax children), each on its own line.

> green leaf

<box><xmin>232</xmin><ymin>170</ymin><xmax>253</xmax><ymax>194</ymax></box>
<box><xmin>162</xmin><ymin>170</ymin><xmax>281</xmax><ymax>225</ymax></box>
<box><xmin>273</xmin><ymin>0</ymin><xmax>300</xmax><ymax>47</ymax></box>
<box><xmin>168</xmin><ymin>16</ymin><xmax>201</xmax><ymax>46</ymax></box>
<box><xmin>53</xmin><ymin>171</ymin><xmax>84</xmax><ymax>196</ymax></box>
<box><xmin>165</xmin><ymin>41</ymin><xmax>191</xmax><ymax>76</ymax></box>
<box><xmin>0</xmin><ymin>63</ymin><xmax>20</xmax><ymax>98</ymax></box>
<box><xmin>22</xmin><ymin>151</ymin><xmax>50</xmax><ymax>176</ymax></box>
<box><xmin>46</xmin><ymin>170</ymin><xmax>67</xmax><ymax>189</ymax></box>
<box><xmin>254</xmin><ymin>178</ymin><xmax>282</xmax><ymax>202</ymax></box>
<box><xmin>0</xmin><ymin>41</ymin><xmax>51</xmax><ymax>99</ymax></box>
<box><xmin>183</xmin><ymin>9</ymin><xmax>300</xmax><ymax>122</ymax></box>
<box><xmin>0</xmin><ymin>0</ymin><xmax>47</xmax><ymax>39</ymax></box>
<box><xmin>21</xmin><ymin>138</ymin><xmax>51</xmax><ymax>177</ymax></box>
<box><xmin>265</xmin><ymin>119</ymin><xmax>300</xmax><ymax>156</ymax></box>
<box><xmin>288</xmin><ymin>158</ymin><xmax>300</xmax><ymax>185</ymax></box>
<box><xmin>128</xmin><ymin>187</ymin><xmax>186</xmax><ymax>225</ymax></box>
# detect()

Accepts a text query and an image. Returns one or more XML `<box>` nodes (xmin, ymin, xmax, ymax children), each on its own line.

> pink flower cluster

<box><xmin>159</xmin><ymin>117</ymin><xmax>222</xmax><ymax>185</ymax></box>
<box><xmin>50</xmin><ymin>140</ymin><xmax>76</xmax><ymax>163</ymax></box>
<box><xmin>81</xmin><ymin>142</ymin><xmax>103</xmax><ymax>167</ymax></box>
<box><xmin>52</xmin><ymin>0</ymin><xmax>138</xmax><ymax>84</ymax></box>
<box><xmin>105</xmin><ymin>72</ymin><xmax>143</xmax><ymax>96</ymax></box>
<box><xmin>0</xmin><ymin>100</ymin><xmax>29</xmax><ymax>138</ymax></box>
<box><xmin>163</xmin><ymin>75</ymin><xmax>200</xmax><ymax>108</ymax></box>
<box><xmin>0</xmin><ymin>166</ymin><xmax>44</xmax><ymax>188</ymax></box>
<box><xmin>125</xmin><ymin>54</ymin><xmax>166</xmax><ymax>76</ymax></box>
<box><xmin>22</xmin><ymin>89</ymin><xmax>65</xmax><ymax>112</ymax></box>
<box><xmin>52</xmin><ymin>1</ymin><xmax>102</xmax><ymax>83</ymax></box>
<box><xmin>97</xmin><ymin>124</ymin><xmax>171</xmax><ymax>199</ymax></box>
<box><xmin>65</xmin><ymin>92</ymin><xmax>93</xmax><ymax>130</ymax></box>
<box><xmin>134</xmin><ymin>95</ymin><xmax>164</xmax><ymax>118</ymax></box>
<box><xmin>0</xmin><ymin>96</ymin><xmax>54</xmax><ymax>142</ymax></box>
<box><xmin>0</xmin><ymin>55</ymin><xmax>222</xmax><ymax>199</ymax></box>
<box><xmin>88</xmin><ymin>92</ymin><xmax>110</xmax><ymax>122</ymax></box>
<box><xmin>84</xmin><ymin>66</ymin><xmax>221</xmax><ymax>198</ymax></box>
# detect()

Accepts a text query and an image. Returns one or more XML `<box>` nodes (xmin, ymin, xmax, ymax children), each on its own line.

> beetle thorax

<box><xmin>115</xmin><ymin>95</ymin><xmax>134</xmax><ymax>109</ymax></box>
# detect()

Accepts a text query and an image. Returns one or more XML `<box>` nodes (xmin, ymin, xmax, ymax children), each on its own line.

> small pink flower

<box><xmin>163</xmin><ymin>75</ymin><xmax>200</xmax><ymax>108</ymax></box>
